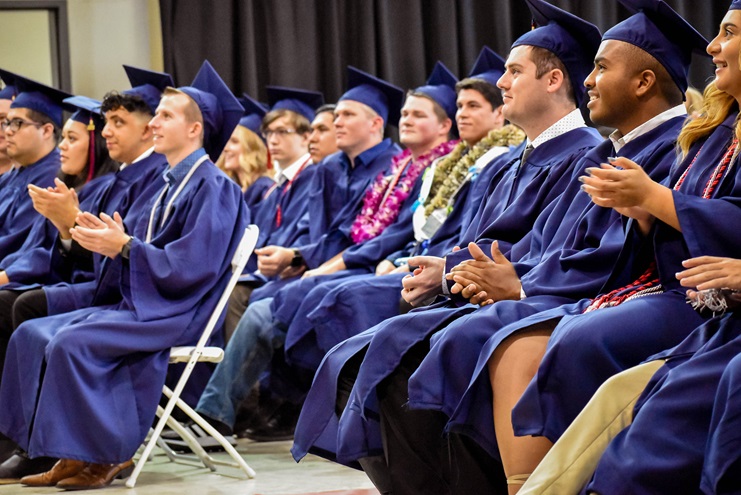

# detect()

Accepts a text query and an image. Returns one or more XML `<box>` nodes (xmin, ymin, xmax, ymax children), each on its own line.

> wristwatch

<box><xmin>121</xmin><ymin>236</ymin><xmax>134</xmax><ymax>260</ymax></box>
<box><xmin>290</xmin><ymin>248</ymin><xmax>304</xmax><ymax>267</ymax></box>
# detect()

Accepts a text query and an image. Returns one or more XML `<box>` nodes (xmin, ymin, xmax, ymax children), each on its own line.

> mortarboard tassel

<box><xmin>86</xmin><ymin>116</ymin><xmax>95</xmax><ymax>183</ymax></box>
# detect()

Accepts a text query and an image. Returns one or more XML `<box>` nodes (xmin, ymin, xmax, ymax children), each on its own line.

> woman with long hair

<box><xmin>58</xmin><ymin>96</ymin><xmax>119</xmax><ymax>191</ymax></box>
<box><xmin>217</xmin><ymin>122</ymin><xmax>273</xmax><ymax>209</ymax></box>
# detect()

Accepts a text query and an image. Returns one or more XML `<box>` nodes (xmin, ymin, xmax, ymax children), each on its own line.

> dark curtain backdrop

<box><xmin>159</xmin><ymin>0</ymin><xmax>728</xmax><ymax>107</ymax></box>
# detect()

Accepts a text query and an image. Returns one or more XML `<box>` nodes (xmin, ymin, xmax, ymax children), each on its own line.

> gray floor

<box><xmin>0</xmin><ymin>439</ymin><xmax>378</xmax><ymax>495</ymax></box>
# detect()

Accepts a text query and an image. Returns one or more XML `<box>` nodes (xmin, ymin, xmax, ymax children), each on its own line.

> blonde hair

<box><xmin>685</xmin><ymin>86</ymin><xmax>705</xmax><ymax>117</ymax></box>
<box><xmin>676</xmin><ymin>81</ymin><xmax>739</xmax><ymax>157</ymax></box>
<box><xmin>216</xmin><ymin>125</ymin><xmax>270</xmax><ymax>189</ymax></box>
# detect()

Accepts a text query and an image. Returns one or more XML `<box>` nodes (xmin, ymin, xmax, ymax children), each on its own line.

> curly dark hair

<box><xmin>100</xmin><ymin>91</ymin><xmax>153</xmax><ymax>116</ymax></box>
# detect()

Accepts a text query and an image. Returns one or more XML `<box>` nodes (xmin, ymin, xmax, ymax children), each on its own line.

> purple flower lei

<box><xmin>350</xmin><ymin>139</ymin><xmax>459</xmax><ymax>244</ymax></box>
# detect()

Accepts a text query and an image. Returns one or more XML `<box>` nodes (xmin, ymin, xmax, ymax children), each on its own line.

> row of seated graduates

<box><xmin>284</xmin><ymin>1</ymin><xmax>741</xmax><ymax>494</ymax></box>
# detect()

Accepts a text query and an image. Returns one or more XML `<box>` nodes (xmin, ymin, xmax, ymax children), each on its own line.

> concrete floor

<box><xmin>0</xmin><ymin>439</ymin><xmax>379</xmax><ymax>495</ymax></box>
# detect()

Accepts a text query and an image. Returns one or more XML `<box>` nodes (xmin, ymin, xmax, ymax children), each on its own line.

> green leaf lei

<box><xmin>423</xmin><ymin>124</ymin><xmax>526</xmax><ymax>216</ymax></box>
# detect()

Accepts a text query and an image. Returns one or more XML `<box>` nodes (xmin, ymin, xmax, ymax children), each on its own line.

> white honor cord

<box><xmin>146</xmin><ymin>155</ymin><xmax>209</xmax><ymax>243</ymax></box>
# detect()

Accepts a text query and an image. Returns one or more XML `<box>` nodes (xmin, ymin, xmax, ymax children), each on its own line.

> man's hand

<box><xmin>69</xmin><ymin>211</ymin><xmax>130</xmax><ymax>258</ymax></box>
<box><xmin>28</xmin><ymin>179</ymin><xmax>81</xmax><ymax>238</ymax></box>
<box><xmin>447</xmin><ymin>241</ymin><xmax>521</xmax><ymax>305</ymax></box>
<box><xmin>401</xmin><ymin>255</ymin><xmax>446</xmax><ymax>306</ymax></box>
<box><xmin>255</xmin><ymin>245</ymin><xmax>294</xmax><ymax>277</ymax></box>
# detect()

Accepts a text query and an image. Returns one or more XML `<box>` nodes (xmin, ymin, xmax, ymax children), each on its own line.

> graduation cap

<box><xmin>513</xmin><ymin>0</ymin><xmax>602</xmax><ymax>106</ymax></box>
<box><xmin>122</xmin><ymin>65</ymin><xmax>175</xmax><ymax>114</ymax></box>
<box><xmin>0</xmin><ymin>85</ymin><xmax>16</xmax><ymax>101</ymax></box>
<box><xmin>468</xmin><ymin>47</ymin><xmax>506</xmax><ymax>87</ymax></box>
<box><xmin>339</xmin><ymin>66</ymin><xmax>405</xmax><ymax>127</ymax></box>
<box><xmin>414</xmin><ymin>61</ymin><xmax>459</xmax><ymax>123</ymax></box>
<box><xmin>237</xmin><ymin>93</ymin><xmax>269</xmax><ymax>137</ymax></box>
<box><xmin>10</xmin><ymin>74</ymin><xmax>71</xmax><ymax>127</ymax></box>
<box><xmin>177</xmin><ymin>60</ymin><xmax>245</xmax><ymax>159</ymax></box>
<box><xmin>0</xmin><ymin>68</ymin><xmax>17</xmax><ymax>100</ymax></box>
<box><xmin>266</xmin><ymin>86</ymin><xmax>324</xmax><ymax>122</ymax></box>
<box><xmin>604</xmin><ymin>0</ymin><xmax>708</xmax><ymax>96</ymax></box>
<box><xmin>63</xmin><ymin>95</ymin><xmax>105</xmax><ymax>182</ymax></box>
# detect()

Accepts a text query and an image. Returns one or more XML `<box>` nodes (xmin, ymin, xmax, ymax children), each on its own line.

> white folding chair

<box><xmin>127</xmin><ymin>225</ymin><xmax>259</xmax><ymax>488</ymax></box>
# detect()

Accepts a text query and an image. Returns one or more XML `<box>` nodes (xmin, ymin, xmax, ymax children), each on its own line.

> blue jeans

<box><xmin>196</xmin><ymin>297</ymin><xmax>286</xmax><ymax>427</ymax></box>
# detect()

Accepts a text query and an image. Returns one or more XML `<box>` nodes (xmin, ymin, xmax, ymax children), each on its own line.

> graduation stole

<box><xmin>349</xmin><ymin>140</ymin><xmax>458</xmax><ymax>244</ymax></box>
<box><xmin>423</xmin><ymin>125</ymin><xmax>526</xmax><ymax>216</ymax></box>
<box><xmin>584</xmin><ymin>138</ymin><xmax>739</xmax><ymax>312</ymax></box>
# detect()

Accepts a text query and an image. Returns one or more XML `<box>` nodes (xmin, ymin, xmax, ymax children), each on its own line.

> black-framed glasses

<box><xmin>0</xmin><ymin>118</ymin><xmax>42</xmax><ymax>132</ymax></box>
<box><xmin>262</xmin><ymin>128</ymin><xmax>297</xmax><ymax>139</ymax></box>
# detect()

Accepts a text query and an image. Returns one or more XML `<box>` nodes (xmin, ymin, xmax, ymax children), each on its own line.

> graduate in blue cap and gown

<box><xmin>292</xmin><ymin>2</ymin><xmax>606</xmax><ymax>489</ymax></box>
<box><xmin>0</xmin><ymin>60</ymin><xmax>249</xmax><ymax>488</ymax></box>
<box><xmin>0</xmin><ymin>72</ymin><xmax>67</xmax><ymax>262</ymax></box>
<box><xmin>0</xmin><ymin>96</ymin><xmax>119</xmax><ymax>293</ymax></box>
<box><xmin>0</xmin><ymin>79</ymin><xmax>17</xmax><ymax>176</ymax></box>
<box><xmin>2</xmin><ymin>67</ymin><xmax>173</xmax><ymax>337</ymax></box>
<box><xmin>241</xmin><ymin>88</ymin><xmax>320</xmax><ymax>251</ymax></box>
<box><xmin>217</xmin><ymin>93</ymin><xmax>273</xmax><ymax>210</ymax></box>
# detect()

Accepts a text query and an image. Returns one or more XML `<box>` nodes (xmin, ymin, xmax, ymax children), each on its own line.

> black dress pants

<box><xmin>0</xmin><ymin>288</ymin><xmax>48</xmax><ymax>383</ymax></box>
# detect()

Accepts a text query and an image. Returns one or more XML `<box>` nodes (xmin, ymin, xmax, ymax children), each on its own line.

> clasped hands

<box><xmin>69</xmin><ymin>211</ymin><xmax>130</xmax><ymax>259</ymax></box>
<box><xmin>401</xmin><ymin>241</ymin><xmax>521</xmax><ymax>307</ymax></box>
<box><xmin>28</xmin><ymin>178</ymin><xmax>80</xmax><ymax>239</ymax></box>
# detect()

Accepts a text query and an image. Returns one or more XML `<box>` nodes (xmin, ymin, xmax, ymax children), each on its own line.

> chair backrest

<box><xmin>190</xmin><ymin>225</ymin><xmax>259</xmax><ymax>352</ymax></box>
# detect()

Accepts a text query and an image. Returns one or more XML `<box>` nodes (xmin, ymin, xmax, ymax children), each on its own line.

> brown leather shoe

<box><xmin>56</xmin><ymin>459</ymin><xmax>134</xmax><ymax>491</ymax></box>
<box><xmin>21</xmin><ymin>458</ymin><xmax>87</xmax><ymax>486</ymax></box>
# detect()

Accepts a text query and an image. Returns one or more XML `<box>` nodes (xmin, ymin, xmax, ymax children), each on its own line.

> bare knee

<box><xmin>489</xmin><ymin>323</ymin><xmax>554</xmax><ymax>387</ymax></box>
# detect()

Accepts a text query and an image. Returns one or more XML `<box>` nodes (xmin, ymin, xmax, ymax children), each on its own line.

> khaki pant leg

<box><xmin>519</xmin><ymin>359</ymin><xmax>666</xmax><ymax>495</ymax></box>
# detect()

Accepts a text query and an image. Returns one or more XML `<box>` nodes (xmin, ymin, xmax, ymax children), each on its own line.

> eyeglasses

<box><xmin>262</xmin><ymin>128</ymin><xmax>297</xmax><ymax>139</ymax></box>
<box><xmin>1</xmin><ymin>118</ymin><xmax>42</xmax><ymax>132</ymax></box>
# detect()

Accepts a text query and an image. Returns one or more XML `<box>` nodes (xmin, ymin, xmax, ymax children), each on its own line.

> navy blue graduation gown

<box><xmin>508</xmin><ymin>113</ymin><xmax>741</xmax><ymax>447</ymax></box>
<box><xmin>242</xmin><ymin>174</ymin><xmax>275</xmax><ymax>211</ymax></box>
<box><xmin>282</xmin><ymin>146</ymin><xmax>521</xmax><ymax>371</ymax></box>
<box><xmin>348</xmin><ymin>128</ymin><xmax>602</xmax><ymax>413</ymax></box>
<box><xmin>271</xmin><ymin>149</ymin><xmax>450</xmax><ymax>361</ymax></box>
<box><xmin>291</xmin><ymin>127</ymin><xmax>602</xmax><ymax>464</ymax></box>
<box><xmin>702</xmin><ymin>349</ymin><xmax>741</xmax><ymax>494</ymax></box>
<box><xmin>0</xmin><ymin>153</ymin><xmax>250</xmax><ymax>464</ymax></box>
<box><xmin>419</xmin><ymin>117</ymin><xmax>686</xmax><ymax>457</ymax></box>
<box><xmin>42</xmin><ymin>152</ymin><xmax>168</xmax><ymax>315</ymax></box>
<box><xmin>249</xmin><ymin>139</ymin><xmax>401</xmax><ymax>302</ymax></box>
<box><xmin>0</xmin><ymin>174</ymin><xmax>115</xmax><ymax>289</ymax></box>
<box><xmin>583</xmin><ymin>312</ymin><xmax>741</xmax><ymax>495</ymax></box>
<box><xmin>0</xmin><ymin>149</ymin><xmax>59</xmax><ymax>262</ymax></box>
